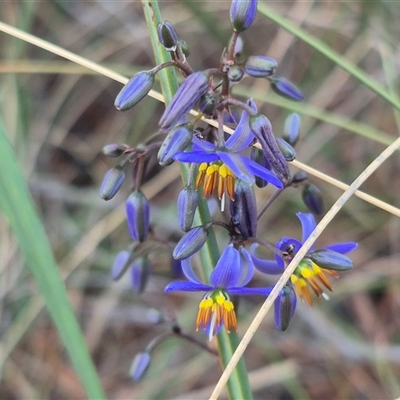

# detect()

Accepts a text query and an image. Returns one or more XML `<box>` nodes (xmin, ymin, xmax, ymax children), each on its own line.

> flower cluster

<box><xmin>100</xmin><ymin>0</ymin><xmax>357</xmax><ymax>380</ymax></box>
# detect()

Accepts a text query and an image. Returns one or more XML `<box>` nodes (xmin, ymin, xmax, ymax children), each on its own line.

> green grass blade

<box><xmin>258</xmin><ymin>4</ymin><xmax>400</xmax><ymax>112</ymax></box>
<box><xmin>141</xmin><ymin>1</ymin><xmax>253</xmax><ymax>398</ymax></box>
<box><xmin>0</xmin><ymin>121</ymin><xmax>105</xmax><ymax>400</ymax></box>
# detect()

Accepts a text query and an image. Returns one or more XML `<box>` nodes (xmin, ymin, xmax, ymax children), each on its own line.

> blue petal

<box><xmin>174</xmin><ymin>151</ymin><xmax>219</xmax><ymax>163</ymax></box>
<box><xmin>237</xmin><ymin>246</ymin><xmax>255</xmax><ymax>286</ymax></box>
<box><xmin>181</xmin><ymin>258</ymin><xmax>204</xmax><ymax>284</ymax></box>
<box><xmin>192</xmin><ymin>136</ymin><xmax>217</xmax><ymax>152</ymax></box>
<box><xmin>210</xmin><ymin>245</ymin><xmax>241</xmax><ymax>288</ymax></box>
<box><xmin>325</xmin><ymin>242</ymin><xmax>358</xmax><ymax>254</ymax></box>
<box><xmin>250</xmin><ymin>244</ymin><xmax>283</xmax><ymax>275</ymax></box>
<box><xmin>217</xmin><ymin>151</ymin><xmax>254</xmax><ymax>184</ymax></box>
<box><xmin>296</xmin><ymin>212</ymin><xmax>316</xmax><ymax>245</ymax></box>
<box><xmin>245</xmin><ymin>157</ymin><xmax>283</xmax><ymax>189</ymax></box>
<box><xmin>165</xmin><ymin>281</ymin><xmax>211</xmax><ymax>293</ymax></box>
<box><xmin>225</xmin><ymin>112</ymin><xmax>254</xmax><ymax>152</ymax></box>
<box><xmin>228</xmin><ymin>286</ymin><xmax>273</xmax><ymax>296</ymax></box>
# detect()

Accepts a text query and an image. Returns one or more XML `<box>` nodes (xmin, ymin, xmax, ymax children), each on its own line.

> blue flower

<box><xmin>165</xmin><ymin>244</ymin><xmax>273</xmax><ymax>340</ymax></box>
<box><xmin>252</xmin><ymin>212</ymin><xmax>357</xmax><ymax>305</ymax></box>
<box><xmin>173</xmin><ymin>100</ymin><xmax>283</xmax><ymax>201</ymax></box>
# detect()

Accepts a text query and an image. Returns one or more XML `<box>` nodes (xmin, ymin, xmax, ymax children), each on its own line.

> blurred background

<box><xmin>1</xmin><ymin>1</ymin><xmax>400</xmax><ymax>399</ymax></box>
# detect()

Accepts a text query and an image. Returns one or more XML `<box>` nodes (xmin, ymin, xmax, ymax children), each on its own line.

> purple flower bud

<box><xmin>230</xmin><ymin>0</ymin><xmax>258</xmax><ymax>32</ymax></box>
<box><xmin>157</xmin><ymin>20</ymin><xmax>178</xmax><ymax>51</ymax></box>
<box><xmin>269</xmin><ymin>76</ymin><xmax>303</xmax><ymax>101</ymax></box>
<box><xmin>230</xmin><ymin>179</ymin><xmax>257</xmax><ymax>239</ymax></box>
<box><xmin>244</xmin><ymin>55</ymin><xmax>277</xmax><ymax>78</ymax></box>
<box><xmin>126</xmin><ymin>190</ymin><xmax>150</xmax><ymax>242</ymax></box>
<box><xmin>131</xmin><ymin>257</ymin><xmax>151</xmax><ymax>294</ymax></box>
<box><xmin>100</xmin><ymin>167</ymin><xmax>125</xmax><ymax>200</ymax></box>
<box><xmin>227</xmin><ymin>65</ymin><xmax>244</xmax><ymax>82</ymax></box>
<box><xmin>276</xmin><ymin>138</ymin><xmax>296</xmax><ymax>162</ymax></box>
<box><xmin>250</xmin><ymin>114</ymin><xmax>291</xmax><ymax>186</ymax></box>
<box><xmin>282</xmin><ymin>113</ymin><xmax>300</xmax><ymax>146</ymax></box>
<box><xmin>157</xmin><ymin>123</ymin><xmax>193</xmax><ymax>166</ymax></box>
<box><xmin>146</xmin><ymin>308</ymin><xmax>165</xmax><ymax>324</ymax></box>
<box><xmin>173</xmin><ymin>225</ymin><xmax>209</xmax><ymax>260</ymax></box>
<box><xmin>274</xmin><ymin>285</ymin><xmax>297</xmax><ymax>331</ymax></box>
<box><xmin>250</xmin><ymin>147</ymin><xmax>271</xmax><ymax>188</ymax></box>
<box><xmin>302</xmin><ymin>183</ymin><xmax>324</xmax><ymax>215</ymax></box>
<box><xmin>177</xmin><ymin>186</ymin><xmax>199</xmax><ymax>232</ymax></box>
<box><xmin>130</xmin><ymin>351</ymin><xmax>151</xmax><ymax>382</ymax></box>
<box><xmin>114</xmin><ymin>71</ymin><xmax>155</xmax><ymax>111</ymax></box>
<box><xmin>111</xmin><ymin>250</ymin><xmax>132</xmax><ymax>281</ymax></box>
<box><xmin>309</xmin><ymin>250</ymin><xmax>353</xmax><ymax>271</ymax></box>
<box><xmin>159</xmin><ymin>71</ymin><xmax>210</xmax><ymax>132</ymax></box>
<box><xmin>102</xmin><ymin>143</ymin><xmax>130</xmax><ymax>158</ymax></box>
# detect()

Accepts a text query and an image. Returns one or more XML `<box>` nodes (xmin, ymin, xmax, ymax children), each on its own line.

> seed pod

<box><xmin>157</xmin><ymin>20</ymin><xmax>178</xmax><ymax>51</ymax></box>
<box><xmin>177</xmin><ymin>186</ymin><xmax>199</xmax><ymax>232</ymax></box>
<box><xmin>131</xmin><ymin>256</ymin><xmax>152</xmax><ymax>294</ymax></box>
<box><xmin>159</xmin><ymin>71</ymin><xmax>210</xmax><ymax>132</ymax></box>
<box><xmin>230</xmin><ymin>179</ymin><xmax>257</xmax><ymax>239</ymax></box>
<box><xmin>282</xmin><ymin>113</ymin><xmax>300</xmax><ymax>146</ymax></box>
<box><xmin>249</xmin><ymin>114</ymin><xmax>290</xmax><ymax>186</ymax></box>
<box><xmin>130</xmin><ymin>351</ymin><xmax>151</xmax><ymax>382</ymax></box>
<box><xmin>274</xmin><ymin>285</ymin><xmax>297</xmax><ymax>331</ymax></box>
<box><xmin>198</xmin><ymin>92</ymin><xmax>218</xmax><ymax>116</ymax></box>
<box><xmin>302</xmin><ymin>183</ymin><xmax>324</xmax><ymax>215</ymax></box>
<box><xmin>244</xmin><ymin>55</ymin><xmax>277</xmax><ymax>78</ymax></box>
<box><xmin>269</xmin><ymin>76</ymin><xmax>303</xmax><ymax>101</ymax></box>
<box><xmin>230</xmin><ymin>0</ymin><xmax>258</xmax><ymax>32</ymax></box>
<box><xmin>126</xmin><ymin>190</ymin><xmax>150</xmax><ymax>242</ymax></box>
<box><xmin>276</xmin><ymin>138</ymin><xmax>296</xmax><ymax>162</ymax></box>
<box><xmin>157</xmin><ymin>123</ymin><xmax>193</xmax><ymax>166</ymax></box>
<box><xmin>309</xmin><ymin>250</ymin><xmax>353</xmax><ymax>271</ymax></box>
<box><xmin>173</xmin><ymin>225</ymin><xmax>209</xmax><ymax>260</ymax></box>
<box><xmin>100</xmin><ymin>167</ymin><xmax>125</xmax><ymax>200</ymax></box>
<box><xmin>114</xmin><ymin>71</ymin><xmax>155</xmax><ymax>111</ymax></box>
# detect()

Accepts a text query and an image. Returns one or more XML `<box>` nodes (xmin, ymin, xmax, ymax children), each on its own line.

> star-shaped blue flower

<box><xmin>165</xmin><ymin>244</ymin><xmax>273</xmax><ymax>340</ymax></box>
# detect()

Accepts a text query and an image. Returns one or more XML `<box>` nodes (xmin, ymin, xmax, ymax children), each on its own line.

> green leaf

<box><xmin>0</xmin><ymin>121</ymin><xmax>105</xmax><ymax>400</ymax></box>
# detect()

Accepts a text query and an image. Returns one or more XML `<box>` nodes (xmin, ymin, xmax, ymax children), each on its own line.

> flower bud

<box><xmin>302</xmin><ymin>183</ymin><xmax>324</xmax><ymax>215</ymax></box>
<box><xmin>269</xmin><ymin>76</ymin><xmax>303</xmax><ymax>101</ymax></box>
<box><xmin>276</xmin><ymin>138</ymin><xmax>296</xmax><ymax>162</ymax></box>
<box><xmin>111</xmin><ymin>250</ymin><xmax>132</xmax><ymax>281</ymax></box>
<box><xmin>130</xmin><ymin>351</ymin><xmax>151</xmax><ymax>382</ymax></box>
<box><xmin>250</xmin><ymin>147</ymin><xmax>271</xmax><ymax>188</ymax></box>
<box><xmin>146</xmin><ymin>308</ymin><xmax>165</xmax><ymax>324</ymax></box>
<box><xmin>249</xmin><ymin>114</ymin><xmax>290</xmax><ymax>186</ymax></box>
<box><xmin>126</xmin><ymin>190</ymin><xmax>150</xmax><ymax>242</ymax></box>
<box><xmin>198</xmin><ymin>92</ymin><xmax>217</xmax><ymax>116</ymax></box>
<box><xmin>157</xmin><ymin>20</ymin><xmax>178</xmax><ymax>51</ymax></box>
<box><xmin>177</xmin><ymin>39</ymin><xmax>190</xmax><ymax>57</ymax></box>
<box><xmin>114</xmin><ymin>71</ymin><xmax>155</xmax><ymax>111</ymax></box>
<box><xmin>230</xmin><ymin>0</ymin><xmax>258</xmax><ymax>32</ymax></box>
<box><xmin>282</xmin><ymin>113</ymin><xmax>300</xmax><ymax>146</ymax></box>
<box><xmin>244</xmin><ymin>55</ymin><xmax>277</xmax><ymax>78</ymax></box>
<box><xmin>159</xmin><ymin>71</ymin><xmax>210</xmax><ymax>132</ymax></box>
<box><xmin>173</xmin><ymin>225</ymin><xmax>209</xmax><ymax>260</ymax></box>
<box><xmin>131</xmin><ymin>256</ymin><xmax>152</xmax><ymax>294</ymax></box>
<box><xmin>227</xmin><ymin>65</ymin><xmax>244</xmax><ymax>82</ymax></box>
<box><xmin>291</xmin><ymin>171</ymin><xmax>308</xmax><ymax>185</ymax></box>
<box><xmin>274</xmin><ymin>285</ymin><xmax>297</xmax><ymax>331</ymax></box>
<box><xmin>309</xmin><ymin>250</ymin><xmax>353</xmax><ymax>271</ymax></box>
<box><xmin>100</xmin><ymin>167</ymin><xmax>125</xmax><ymax>200</ymax></box>
<box><xmin>157</xmin><ymin>123</ymin><xmax>193</xmax><ymax>166</ymax></box>
<box><xmin>102</xmin><ymin>143</ymin><xmax>130</xmax><ymax>158</ymax></box>
<box><xmin>177</xmin><ymin>186</ymin><xmax>199</xmax><ymax>232</ymax></box>
<box><xmin>230</xmin><ymin>179</ymin><xmax>257</xmax><ymax>239</ymax></box>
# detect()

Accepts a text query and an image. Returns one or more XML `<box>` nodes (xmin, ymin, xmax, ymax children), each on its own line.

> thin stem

<box><xmin>257</xmin><ymin>189</ymin><xmax>283</xmax><ymax>220</ymax></box>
